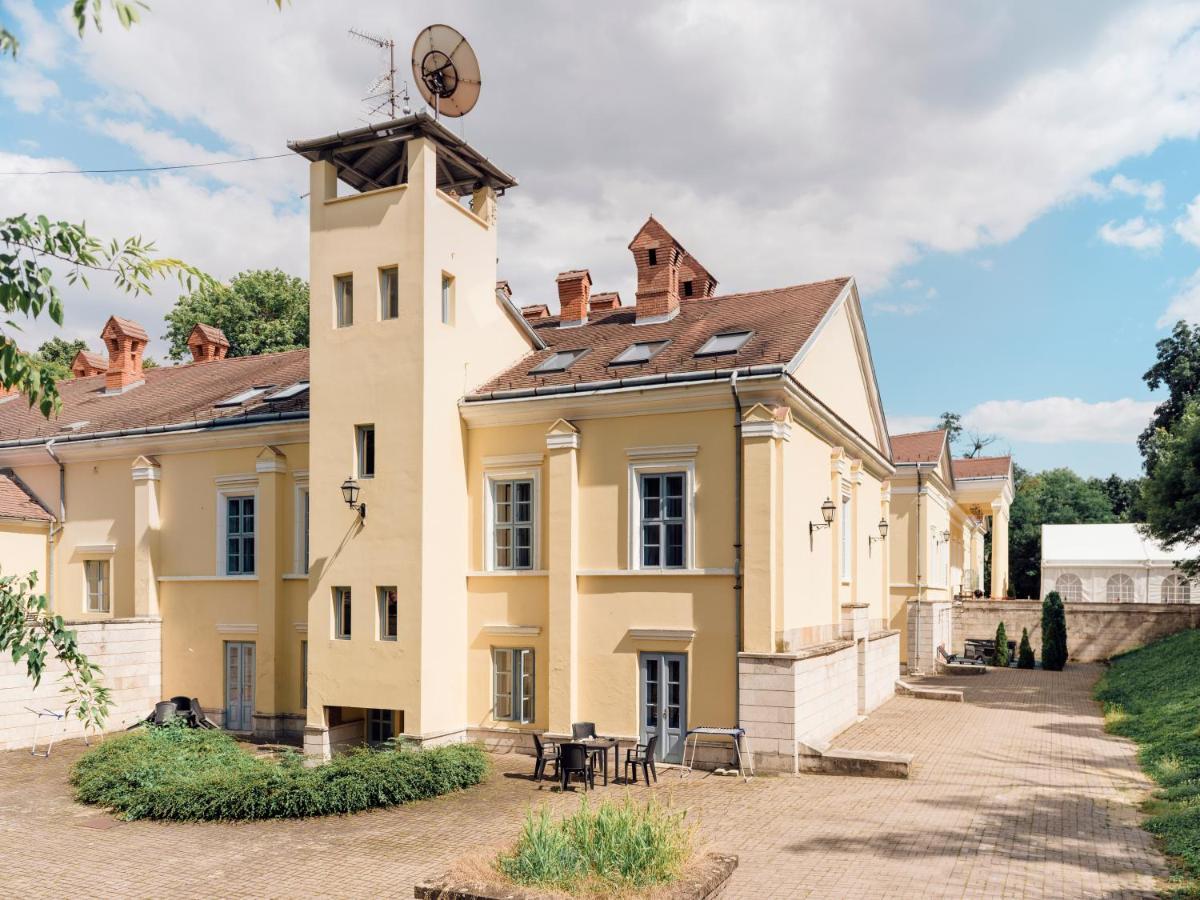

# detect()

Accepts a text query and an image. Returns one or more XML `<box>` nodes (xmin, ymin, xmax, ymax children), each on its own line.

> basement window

<box><xmin>610</xmin><ymin>340</ymin><xmax>669</xmax><ymax>366</ymax></box>
<box><xmin>695</xmin><ymin>330</ymin><xmax>752</xmax><ymax>357</ymax></box>
<box><xmin>529</xmin><ymin>348</ymin><xmax>588</xmax><ymax>374</ymax></box>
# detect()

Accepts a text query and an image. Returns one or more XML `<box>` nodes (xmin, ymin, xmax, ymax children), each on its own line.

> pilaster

<box><xmin>991</xmin><ymin>499</ymin><xmax>1009</xmax><ymax>599</ymax></box>
<box><xmin>255</xmin><ymin>446</ymin><xmax>286</xmax><ymax>724</ymax></box>
<box><xmin>546</xmin><ymin>419</ymin><xmax>580</xmax><ymax>733</ymax></box>
<box><xmin>130</xmin><ymin>456</ymin><xmax>161</xmax><ymax>617</ymax></box>
<box><xmin>741</xmin><ymin>404</ymin><xmax>789</xmax><ymax>652</ymax></box>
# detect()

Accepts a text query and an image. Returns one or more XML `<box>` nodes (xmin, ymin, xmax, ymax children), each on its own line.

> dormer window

<box><xmin>695</xmin><ymin>331</ymin><xmax>752</xmax><ymax>357</ymax></box>
<box><xmin>647</xmin><ymin>248</ymin><xmax>658</xmax><ymax>266</ymax></box>
<box><xmin>610</xmin><ymin>340</ymin><xmax>669</xmax><ymax>366</ymax></box>
<box><xmin>682</xmin><ymin>280</ymin><xmax>694</xmax><ymax>297</ymax></box>
<box><xmin>530</xmin><ymin>348</ymin><xmax>588</xmax><ymax>374</ymax></box>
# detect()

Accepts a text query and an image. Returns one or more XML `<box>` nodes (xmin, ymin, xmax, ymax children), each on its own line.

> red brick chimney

<box><xmin>521</xmin><ymin>303</ymin><xmax>551</xmax><ymax>320</ymax></box>
<box><xmin>556</xmin><ymin>269</ymin><xmax>592</xmax><ymax>327</ymax></box>
<box><xmin>630</xmin><ymin>216</ymin><xmax>684</xmax><ymax>323</ymax></box>
<box><xmin>100</xmin><ymin>316</ymin><xmax>148</xmax><ymax>393</ymax></box>
<box><xmin>589</xmin><ymin>291</ymin><xmax>622</xmax><ymax>312</ymax></box>
<box><xmin>187</xmin><ymin>323</ymin><xmax>231</xmax><ymax>362</ymax></box>
<box><xmin>70</xmin><ymin>350</ymin><xmax>107</xmax><ymax>379</ymax></box>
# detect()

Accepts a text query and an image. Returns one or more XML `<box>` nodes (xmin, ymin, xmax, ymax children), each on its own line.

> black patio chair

<box><xmin>571</xmin><ymin>722</ymin><xmax>597</xmax><ymax>740</ymax></box>
<box><xmin>624</xmin><ymin>733</ymin><xmax>658</xmax><ymax>784</ymax></box>
<box><xmin>532</xmin><ymin>732</ymin><xmax>559</xmax><ymax>782</ymax></box>
<box><xmin>558</xmin><ymin>742</ymin><xmax>594</xmax><ymax>792</ymax></box>
<box><xmin>938</xmin><ymin>643</ymin><xmax>984</xmax><ymax>667</ymax></box>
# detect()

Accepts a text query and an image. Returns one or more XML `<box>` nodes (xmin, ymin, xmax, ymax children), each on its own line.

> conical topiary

<box><xmin>1017</xmin><ymin>627</ymin><xmax>1035</xmax><ymax>669</ymax></box>
<box><xmin>1041</xmin><ymin>591</ymin><xmax>1068</xmax><ymax>671</ymax></box>
<box><xmin>993</xmin><ymin>620</ymin><xmax>1010</xmax><ymax>667</ymax></box>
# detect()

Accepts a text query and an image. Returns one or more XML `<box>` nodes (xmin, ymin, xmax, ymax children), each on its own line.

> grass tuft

<box><xmin>70</xmin><ymin>723</ymin><xmax>488</xmax><ymax>821</ymax></box>
<box><xmin>496</xmin><ymin>797</ymin><xmax>693</xmax><ymax>893</ymax></box>
<box><xmin>1096</xmin><ymin>629</ymin><xmax>1200</xmax><ymax>896</ymax></box>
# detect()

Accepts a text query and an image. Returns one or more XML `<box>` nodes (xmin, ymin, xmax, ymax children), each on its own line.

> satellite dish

<box><xmin>411</xmin><ymin>24</ymin><xmax>481</xmax><ymax>119</ymax></box>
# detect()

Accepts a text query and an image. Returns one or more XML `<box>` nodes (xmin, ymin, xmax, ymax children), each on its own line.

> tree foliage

<box><xmin>1008</xmin><ymin>466</ymin><xmax>1119</xmax><ymax>599</ymax></box>
<box><xmin>993</xmin><ymin>621</ymin><xmax>1010</xmax><ymax>667</ymax></box>
<box><xmin>1040</xmin><ymin>591</ymin><xmax>1068</xmax><ymax>671</ymax></box>
<box><xmin>937</xmin><ymin>409</ymin><xmax>996</xmax><ymax>458</ymax></box>
<box><xmin>1017</xmin><ymin>627</ymin><xmax>1035</xmax><ymax>669</ymax></box>
<box><xmin>163</xmin><ymin>269</ymin><xmax>308</xmax><ymax>360</ymax></box>
<box><xmin>32</xmin><ymin>337</ymin><xmax>88</xmax><ymax>383</ymax></box>
<box><xmin>1140</xmin><ymin>321</ymin><xmax>1200</xmax><ymax>471</ymax></box>
<box><xmin>1141</xmin><ymin>400</ymin><xmax>1200</xmax><ymax>577</ymax></box>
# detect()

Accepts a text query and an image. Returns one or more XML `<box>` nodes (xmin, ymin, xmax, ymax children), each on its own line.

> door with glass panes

<box><xmin>639</xmin><ymin>652</ymin><xmax>687</xmax><ymax>763</ymax></box>
<box><xmin>224</xmin><ymin>641</ymin><xmax>255</xmax><ymax>731</ymax></box>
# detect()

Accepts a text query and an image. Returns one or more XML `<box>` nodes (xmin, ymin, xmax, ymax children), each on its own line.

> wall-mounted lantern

<box><xmin>868</xmin><ymin>517</ymin><xmax>888</xmax><ymax>555</ymax></box>
<box><xmin>809</xmin><ymin>497</ymin><xmax>836</xmax><ymax>538</ymax></box>
<box><xmin>341</xmin><ymin>476</ymin><xmax>366</xmax><ymax>521</ymax></box>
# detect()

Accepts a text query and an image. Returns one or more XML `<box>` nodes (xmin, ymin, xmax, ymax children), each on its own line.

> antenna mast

<box><xmin>348</xmin><ymin>28</ymin><xmax>409</xmax><ymax>120</ymax></box>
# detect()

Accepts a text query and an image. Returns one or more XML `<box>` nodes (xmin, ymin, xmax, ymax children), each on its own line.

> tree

<box><xmin>961</xmin><ymin>429</ymin><xmax>997</xmax><ymax>458</ymax></box>
<box><xmin>1085</xmin><ymin>473</ymin><xmax>1145</xmax><ymax>522</ymax></box>
<box><xmin>993</xmin><ymin>621</ymin><xmax>1010</xmax><ymax>667</ymax></box>
<box><xmin>1041</xmin><ymin>591</ymin><xmax>1068</xmax><ymax>671</ymax></box>
<box><xmin>1008</xmin><ymin>467</ymin><xmax>1118</xmax><ymax>599</ymax></box>
<box><xmin>32</xmin><ymin>337</ymin><xmax>88</xmax><ymax>383</ymax></box>
<box><xmin>1140</xmin><ymin>400</ymin><xmax>1200</xmax><ymax>577</ymax></box>
<box><xmin>163</xmin><ymin>269</ymin><xmax>309</xmax><ymax>360</ymax></box>
<box><xmin>937</xmin><ymin>410</ymin><xmax>997</xmax><ymax>457</ymax></box>
<box><xmin>1139</xmin><ymin>321</ymin><xmax>1200</xmax><ymax>472</ymax></box>
<box><xmin>938</xmin><ymin>411</ymin><xmax>962</xmax><ymax>445</ymax></box>
<box><xmin>1017</xmin><ymin>627</ymin><xmax>1035</xmax><ymax>669</ymax></box>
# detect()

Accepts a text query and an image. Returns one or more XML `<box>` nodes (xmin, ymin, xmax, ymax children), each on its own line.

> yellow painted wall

<box><xmin>0</xmin><ymin>521</ymin><xmax>49</xmax><ymax>594</ymax></box>
<box><xmin>793</xmin><ymin>300</ymin><xmax>879</xmax><ymax>445</ymax></box>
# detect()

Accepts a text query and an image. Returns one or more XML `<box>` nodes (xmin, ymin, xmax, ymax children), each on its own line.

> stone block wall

<box><xmin>906</xmin><ymin>600</ymin><xmax>953</xmax><ymax>674</ymax></box>
<box><xmin>0</xmin><ymin>617</ymin><xmax>162</xmax><ymax>751</ymax></box>
<box><xmin>864</xmin><ymin>631</ymin><xmax>900</xmax><ymax>712</ymax></box>
<box><xmin>955</xmin><ymin>600</ymin><xmax>1200</xmax><ymax>662</ymax></box>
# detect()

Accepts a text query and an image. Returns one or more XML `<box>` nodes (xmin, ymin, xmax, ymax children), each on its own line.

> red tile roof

<box><xmin>0</xmin><ymin>349</ymin><xmax>309</xmax><ymax>445</ymax></box>
<box><xmin>952</xmin><ymin>456</ymin><xmax>1012</xmax><ymax>479</ymax></box>
<box><xmin>0</xmin><ymin>470</ymin><xmax>52</xmax><ymax>521</ymax></box>
<box><xmin>469</xmin><ymin>278</ymin><xmax>850</xmax><ymax>398</ymax></box>
<box><xmin>890</xmin><ymin>430</ymin><xmax>948</xmax><ymax>464</ymax></box>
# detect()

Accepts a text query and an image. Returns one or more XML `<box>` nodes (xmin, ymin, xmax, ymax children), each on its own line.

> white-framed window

<box><xmin>1162</xmin><ymin>573</ymin><xmax>1191</xmax><ymax>604</ymax></box>
<box><xmin>334</xmin><ymin>274</ymin><xmax>354</xmax><ymax>328</ymax></box>
<box><xmin>441</xmin><ymin>272</ymin><xmax>455</xmax><ymax>325</ymax></box>
<box><xmin>492</xmin><ymin>479</ymin><xmax>534</xmax><ymax>569</ymax></box>
<box><xmin>1106</xmin><ymin>573</ymin><xmax>1135</xmax><ymax>603</ymax></box>
<box><xmin>629</xmin><ymin>459</ymin><xmax>695</xmax><ymax>570</ymax></box>
<box><xmin>356</xmin><ymin>425</ymin><xmax>375</xmax><ymax>478</ymax></box>
<box><xmin>84</xmin><ymin>559</ymin><xmax>110</xmax><ymax>613</ymax></box>
<box><xmin>1055</xmin><ymin>573</ymin><xmax>1083</xmax><ymax>603</ymax></box>
<box><xmin>839</xmin><ymin>493</ymin><xmax>852</xmax><ymax>582</ymax></box>
<box><xmin>224</xmin><ymin>495</ymin><xmax>256</xmax><ymax>575</ymax></box>
<box><xmin>378</xmin><ymin>587</ymin><xmax>398</xmax><ymax>640</ymax></box>
<box><xmin>380</xmin><ymin>266</ymin><xmax>399</xmax><ymax>320</ymax></box>
<box><xmin>367</xmin><ymin>708</ymin><xmax>395</xmax><ymax>744</ymax></box>
<box><xmin>484</xmin><ymin>468</ymin><xmax>541</xmax><ymax>571</ymax></box>
<box><xmin>492</xmin><ymin>647</ymin><xmax>534</xmax><ymax>723</ymax></box>
<box><xmin>295</xmin><ymin>483</ymin><xmax>310</xmax><ymax>574</ymax></box>
<box><xmin>333</xmin><ymin>587</ymin><xmax>352</xmax><ymax>639</ymax></box>
<box><xmin>695</xmin><ymin>330</ymin><xmax>752</xmax><ymax>357</ymax></box>
<box><xmin>300</xmin><ymin>640</ymin><xmax>308</xmax><ymax>709</ymax></box>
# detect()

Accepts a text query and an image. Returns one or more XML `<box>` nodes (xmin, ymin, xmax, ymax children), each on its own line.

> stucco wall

<box><xmin>955</xmin><ymin>600</ymin><xmax>1200</xmax><ymax>662</ymax></box>
<box><xmin>0</xmin><ymin>521</ymin><xmax>49</xmax><ymax>595</ymax></box>
<box><xmin>0</xmin><ymin>618</ymin><xmax>161</xmax><ymax>751</ymax></box>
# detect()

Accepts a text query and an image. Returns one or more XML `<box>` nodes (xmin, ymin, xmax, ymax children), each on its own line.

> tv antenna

<box><xmin>411</xmin><ymin>24</ymin><xmax>481</xmax><ymax>119</ymax></box>
<box><xmin>349</xmin><ymin>27</ymin><xmax>410</xmax><ymax>120</ymax></box>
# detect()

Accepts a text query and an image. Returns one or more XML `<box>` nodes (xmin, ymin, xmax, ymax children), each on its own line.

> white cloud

<box><xmin>1098</xmin><ymin>216</ymin><xmax>1164</xmax><ymax>250</ymax></box>
<box><xmin>1107</xmin><ymin>173</ymin><xmax>1166</xmax><ymax>211</ymax></box>
<box><xmin>1159</xmin><ymin>266</ymin><xmax>1200</xmax><ymax>326</ymax></box>
<box><xmin>978</xmin><ymin>259</ymin><xmax>995</xmax><ymax>271</ymax></box>
<box><xmin>1173</xmin><ymin>193</ymin><xmax>1200</xmax><ymax>248</ymax></box>
<box><xmin>27</xmin><ymin>0</ymin><xmax>1200</xmax><ymax>305</ymax></box>
<box><xmin>964</xmin><ymin>397</ymin><xmax>1156</xmax><ymax>444</ymax></box>
<box><xmin>871</xmin><ymin>302</ymin><xmax>928</xmax><ymax>316</ymax></box>
<box><xmin>0</xmin><ymin>0</ymin><xmax>62</xmax><ymax>111</ymax></box>
<box><xmin>900</xmin><ymin>278</ymin><xmax>922</xmax><ymax>290</ymax></box>
<box><xmin>887</xmin><ymin>415</ymin><xmax>939</xmax><ymax>434</ymax></box>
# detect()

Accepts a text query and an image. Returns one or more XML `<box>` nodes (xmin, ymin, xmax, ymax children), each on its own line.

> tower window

<box><xmin>647</xmin><ymin>248</ymin><xmax>657</xmax><ymax>266</ymax></box>
<box><xmin>682</xmin><ymin>280</ymin><xmax>694</xmax><ymax>297</ymax></box>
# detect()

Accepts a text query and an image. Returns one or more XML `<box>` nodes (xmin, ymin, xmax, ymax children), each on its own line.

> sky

<box><xmin>4</xmin><ymin>1</ymin><xmax>1200</xmax><ymax>477</ymax></box>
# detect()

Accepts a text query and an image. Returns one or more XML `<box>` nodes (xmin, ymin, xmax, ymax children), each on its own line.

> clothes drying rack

<box><xmin>680</xmin><ymin>726</ymin><xmax>753</xmax><ymax>782</ymax></box>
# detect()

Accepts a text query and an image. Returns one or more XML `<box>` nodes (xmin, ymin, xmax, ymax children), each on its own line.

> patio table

<box><xmin>544</xmin><ymin>736</ymin><xmax>623</xmax><ymax>785</ymax></box>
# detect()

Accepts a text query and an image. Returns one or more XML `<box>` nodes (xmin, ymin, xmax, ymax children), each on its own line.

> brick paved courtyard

<box><xmin>0</xmin><ymin>664</ymin><xmax>1166</xmax><ymax>898</ymax></box>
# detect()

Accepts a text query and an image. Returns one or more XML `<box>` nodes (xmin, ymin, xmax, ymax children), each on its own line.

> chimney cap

<box><xmin>555</xmin><ymin>269</ymin><xmax>592</xmax><ymax>285</ymax></box>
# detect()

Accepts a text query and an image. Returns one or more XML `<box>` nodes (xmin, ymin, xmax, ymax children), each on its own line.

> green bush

<box><xmin>70</xmin><ymin>724</ymin><xmax>488</xmax><ymax>821</ymax></box>
<box><xmin>1041</xmin><ymin>591</ymin><xmax>1068</xmax><ymax>670</ymax></box>
<box><xmin>1017</xmin><ymin>627</ymin><xmax>1035</xmax><ymax>669</ymax></box>
<box><xmin>497</xmin><ymin>798</ymin><xmax>693</xmax><ymax>893</ymax></box>
<box><xmin>1096</xmin><ymin>630</ymin><xmax>1200</xmax><ymax>893</ymax></box>
<box><xmin>993</xmin><ymin>621</ymin><xmax>1010</xmax><ymax>667</ymax></box>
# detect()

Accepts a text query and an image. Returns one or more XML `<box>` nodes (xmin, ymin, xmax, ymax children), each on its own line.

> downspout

<box><xmin>913</xmin><ymin>467</ymin><xmax>923</xmax><ymax>674</ymax></box>
<box><xmin>45</xmin><ymin>438</ymin><xmax>65</xmax><ymax>610</ymax></box>
<box><xmin>730</xmin><ymin>370</ymin><xmax>744</xmax><ymax>730</ymax></box>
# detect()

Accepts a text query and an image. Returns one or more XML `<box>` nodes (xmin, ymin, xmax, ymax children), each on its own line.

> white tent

<box><xmin>1040</xmin><ymin>523</ymin><xmax>1197</xmax><ymax>604</ymax></box>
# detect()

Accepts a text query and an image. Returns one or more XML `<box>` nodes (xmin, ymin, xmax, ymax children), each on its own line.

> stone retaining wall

<box><xmin>864</xmin><ymin>631</ymin><xmax>900</xmax><ymax>712</ymax></box>
<box><xmin>954</xmin><ymin>600</ymin><xmax>1200</xmax><ymax>662</ymax></box>
<box><xmin>0</xmin><ymin>617</ymin><xmax>161</xmax><ymax>751</ymax></box>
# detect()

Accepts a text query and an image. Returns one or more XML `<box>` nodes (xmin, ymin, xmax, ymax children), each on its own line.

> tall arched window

<box><xmin>1055</xmin><ymin>573</ymin><xmax>1083</xmax><ymax>603</ymax></box>
<box><xmin>1106</xmin><ymin>573</ymin><xmax>1135</xmax><ymax>603</ymax></box>
<box><xmin>1161</xmin><ymin>573</ymin><xmax>1191</xmax><ymax>604</ymax></box>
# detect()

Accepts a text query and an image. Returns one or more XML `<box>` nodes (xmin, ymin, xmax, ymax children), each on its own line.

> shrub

<box><xmin>70</xmin><ymin>724</ymin><xmax>488</xmax><ymax>821</ymax></box>
<box><xmin>497</xmin><ymin>798</ymin><xmax>693</xmax><ymax>893</ymax></box>
<box><xmin>992</xmin><ymin>621</ymin><xmax>1010</xmax><ymax>667</ymax></box>
<box><xmin>1017</xmin><ymin>627</ymin><xmax>1035</xmax><ymax>669</ymax></box>
<box><xmin>1040</xmin><ymin>591</ymin><xmax>1068</xmax><ymax>671</ymax></box>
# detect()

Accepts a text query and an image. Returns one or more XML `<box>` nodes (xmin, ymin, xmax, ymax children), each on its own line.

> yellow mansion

<box><xmin>0</xmin><ymin>115</ymin><xmax>1011</xmax><ymax>771</ymax></box>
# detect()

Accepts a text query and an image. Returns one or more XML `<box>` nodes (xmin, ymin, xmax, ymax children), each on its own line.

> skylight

<box><xmin>265</xmin><ymin>381</ymin><xmax>310</xmax><ymax>401</ymax></box>
<box><xmin>530</xmin><ymin>349</ymin><xmax>588</xmax><ymax>374</ymax></box>
<box><xmin>610</xmin><ymin>340</ymin><xmax>669</xmax><ymax>366</ymax></box>
<box><xmin>215</xmin><ymin>386</ymin><xmax>270</xmax><ymax>408</ymax></box>
<box><xmin>695</xmin><ymin>331</ymin><xmax>752</xmax><ymax>357</ymax></box>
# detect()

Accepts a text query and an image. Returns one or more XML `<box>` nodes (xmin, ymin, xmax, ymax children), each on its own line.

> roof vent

<box><xmin>70</xmin><ymin>350</ymin><xmax>106</xmax><ymax>379</ymax></box>
<box><xmin>187</xmin><ymin>323</ymin><xmax>231</xmax><ymax>362</ymax></box>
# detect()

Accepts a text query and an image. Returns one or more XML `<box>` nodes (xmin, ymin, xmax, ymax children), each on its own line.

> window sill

<box><xmin>468</xmin><ymin>570</ymin><xmax>548</xmax><ymax>578</ymax></box>
<box><xmin>282</xmin><ymin>573</ymin><xmax>309</xmax><ymax>580</ymax></box>
<box><xmin>158</xmin><ymin>575</ymin><xmax>258</xmax><ymax>582</ymax></box>
<box><xmin>580</xmin><ymin>568</ymin><xmax>734</xmax><ymax>577</ymax></box>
